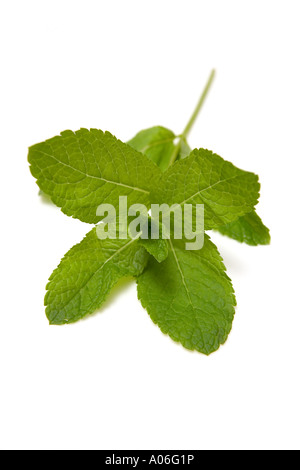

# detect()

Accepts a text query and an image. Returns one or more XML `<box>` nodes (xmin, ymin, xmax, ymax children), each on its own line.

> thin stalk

<box><xmin>168</xmin><ymin>69</ymin><xmax>216</xmax><ymax>167</ymax></box>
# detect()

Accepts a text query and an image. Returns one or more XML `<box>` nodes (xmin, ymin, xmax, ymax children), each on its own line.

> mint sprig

<box><xmin>28</xmin><ymin>71</ymin><xmax>270</xmax><ymax>355</ymax></box>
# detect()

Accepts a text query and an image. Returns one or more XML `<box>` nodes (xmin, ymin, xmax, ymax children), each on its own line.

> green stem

<box><xmin>168</xmin><ymin>69</ymin><xmax>216</xmax><ymax>167</ymax></box>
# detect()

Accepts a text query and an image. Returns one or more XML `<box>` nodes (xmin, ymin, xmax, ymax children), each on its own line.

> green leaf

<box><xmin>127</xmin><ymin>126</ymin><xmax>177</xmax><ymax>172</ymax></box>
<box><xmin>151</xmin><ymin>149</ymin><xmax>260</xmax><ymax>230</ymax></box>
<box><xmin>139</xmin><ymin>238</ymin><xmax>169</xmax><ymax>263</ymax></box>
<box><xmin>129</xmin><ymin>128</ymin><xmax>270</xmax><ymax>245</ymax></box>
<box><xmin>127</xmin><ymin>213</ymin><xmax>169</xmax><ymax>263</ymax></box>
<box><xmin>28</xmin><ymin>129</ymin><xmax>162</xmax><ymax>224</ymax></box>
<box><xmin>216</xmin><ymin>210</ymin><xmax>271</xmax><ymax>246</ymax></box>
<box><xmin>127</xmin><ymin>126</ymin><xmax>191</xmax><ymax>172</ymax></box>
<box><xmin>45</xmin><ymin>228</ymin><xmax>149</xmax><ymax>325</ymax></box>
<box><xmin>137</xmin><ymin>235</ymin><xmax>236</xmax><ymax>355</ymax></box>
<box><xmin>128</xmin><ymin>127</ymin><xmax>270</xmax><ymax>245</ymax></box>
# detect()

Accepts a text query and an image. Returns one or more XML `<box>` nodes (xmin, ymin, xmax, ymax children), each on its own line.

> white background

<box><xmin>0</xmin><ymin>0</ymin><xmax>299</xmax><ymax>451</ymax></box>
